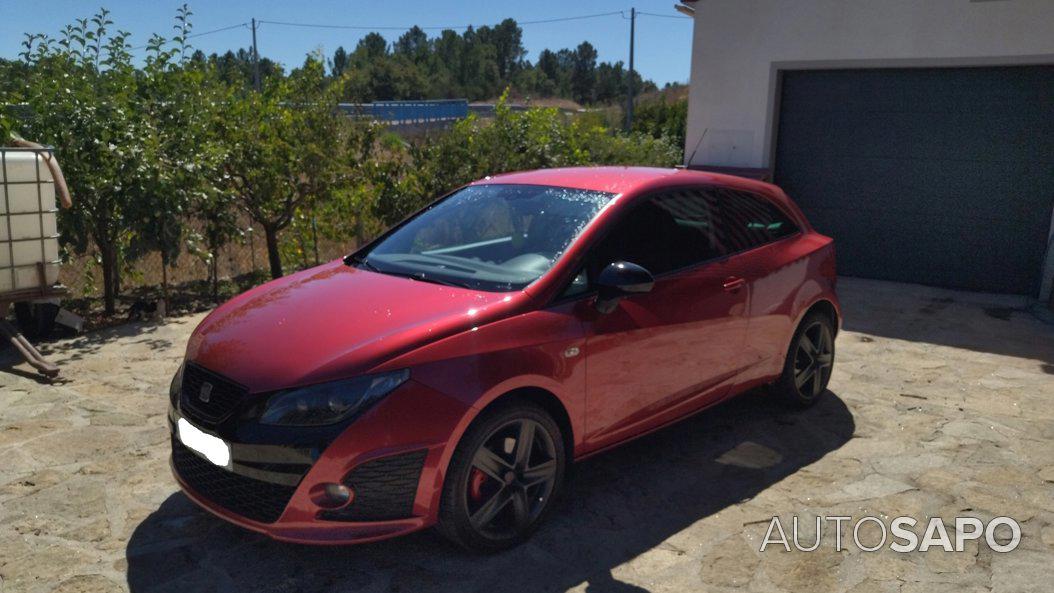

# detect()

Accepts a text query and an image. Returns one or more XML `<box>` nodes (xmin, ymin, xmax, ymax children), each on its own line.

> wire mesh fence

<box><xmin>54</xmin><ymin>214</ymin><xmax>356</xmax><ymax>324</ymax></box>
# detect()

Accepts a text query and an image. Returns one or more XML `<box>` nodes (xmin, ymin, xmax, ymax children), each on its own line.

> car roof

<box><xmin>471</xmin><ymin>166</ymin><xmax>781</xmax><ymax>197</ymax></box>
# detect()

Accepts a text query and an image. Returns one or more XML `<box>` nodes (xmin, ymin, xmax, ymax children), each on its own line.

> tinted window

<box><xmin>589</xmin><ymin>190</ymin><xmax>722</xmax><ymax>277</ymax></box>
<box><xmin>716</xmin><ymin>190</ymin><xmax>798</xmax><ymax>252</ymax></box>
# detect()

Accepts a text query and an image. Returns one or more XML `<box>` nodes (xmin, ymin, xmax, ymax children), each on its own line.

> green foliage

<box><xmin>0</xmin><ymin>108</ymin><xmax>14</xmax><ymax>142</ymax></box>
<box><xmin>632</xmin><ymin>95</ymin><xmax>688</xmax><ymax>157</ymax></box>
<box><xmin>0</xmin><ymin>59</ymin><xmax>26</xmax><ymax>141</ymax></box>
<box><xmin>195</xmin><ymin>19</ymin><xmax>657</xmax><ymax>104</ymax></box>
<box><xmin>19</xmin><ymin>8</ymin><xmax>142</xmax><ymax>314</ymax></box>
<box><xmin>11</xmin><ymin>11</ymin><xmax>684</xmax><ymax>317</ymax></box>
<box><xmin>216</xmin><ymin>57</ymin><xmax>367</xmax><ymax>278</ymax></box>
<box><xmin>127</xmin><ymin>5</ymin><xmax>222</xmax><ymax>289</ymax></box>
<box><xmin>411</xmin><ymin>92</ymin><xmax>681</xmax><ymax>203</ymax></box>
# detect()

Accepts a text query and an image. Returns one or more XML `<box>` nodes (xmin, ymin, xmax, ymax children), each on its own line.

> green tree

<box><xmin>20</xmin><ymin>10</ymin><xmax>143</xmax><ymax>314</ymax></box>
<box><xmin>571</xmin><ymin>42</ymin><xmax>598</xmax><ymax>104</ymax></box>
<box><xmin>210</xmin><ymin>48</ymin><xmax>282</xmax><ymax>89</ymax></box>
<box><xmin>354</xmin><ymin>33</ymin><xmax>388</xmax><ymax>62</ymax></box>
<box><xmin>595</xmin><ymin>61</ymin><xmax>626</xmax><ymax>104</ymax></box>
<box><xmin>330</xmin><ymin>46</ymin><xmax>349</xmax><ymax>77</ymax></box>
<box><xmin>411</xmin><ymin>92</ymin><xmax>681</xmax><ymax>204</ymax></box>
<box><xmin>126</xmin><ymin>5</ymin><xmax>222</xmax><ymax>297</ymax></box>
<box><xmin>394</xmin><ymin>26</ymin><xmax>429</xmax><ymax>63</ymax></box>
<box><xmin>217</xmin><ymin>58</ymin><xmax>356</xmax><ymax>278</ymax></box>
<box><xmin>632</xmin><ymin>96</ymin><xmax>688</xmax><ymax>159</ymax></box>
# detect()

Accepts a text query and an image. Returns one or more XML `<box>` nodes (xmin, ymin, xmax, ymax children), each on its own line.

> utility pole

<box><xmin>625</xmin><ymin>7</ymin><xmax>636</xmax><ymax>131</ymax></box>
<box><xmin>251</xmin><ymin>18</ymin><xmax>261</xmax><ymax>92</ymax></box>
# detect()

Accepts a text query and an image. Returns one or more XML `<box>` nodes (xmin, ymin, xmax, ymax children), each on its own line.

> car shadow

<box><xmin>126</xmin><ymin>389</ymin><xmax>854</xmax><ymax>593</ymax></box>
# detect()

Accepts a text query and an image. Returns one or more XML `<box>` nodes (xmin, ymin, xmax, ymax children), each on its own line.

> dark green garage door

<box><xmin>774</xmin><ymin>66</ymin><xmax>1054</xmax><ymax>294</ymax></box>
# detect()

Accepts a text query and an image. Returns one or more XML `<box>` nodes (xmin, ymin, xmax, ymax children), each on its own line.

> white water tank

<box><xmin>1</xmin><ymin>149</ymin><xmax>61</xmax><ymax>295</ymax></box>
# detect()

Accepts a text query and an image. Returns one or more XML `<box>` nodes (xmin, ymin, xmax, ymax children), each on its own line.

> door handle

<box><xmin>723</xmin><ymin>277</ymin><xmax>746</xmax><ymax>292</ymax></box>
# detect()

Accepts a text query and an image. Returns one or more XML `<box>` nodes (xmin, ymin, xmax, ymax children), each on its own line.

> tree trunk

<box><xmin>211</xmin><ymin>252</ymin><xmax>219</xmax><ymax>302</ymax></box>
<box><xmin>99</xmin><ymin>242</ymin><xmax>118</xmax><ymax>315</ymax></box>
<box><xmin>264</xmin><ymin>225</ymin><xmax>283</xmax><ymax>279</ymax></box>
<box><xmin>311</xmin><ymin>216</ymin><xmax>320</xmax><ymax>265</ymax></box>
<box><xmin>161</xmin><ymin>253</ymin><xmax>170</xmax><ymax>301</ymax></box>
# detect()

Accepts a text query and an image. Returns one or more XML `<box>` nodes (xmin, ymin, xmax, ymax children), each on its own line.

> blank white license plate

<box><xmin>177</xmin><ymin>418</ymin><xmax>231</xmax><ymax>468</ymax></box>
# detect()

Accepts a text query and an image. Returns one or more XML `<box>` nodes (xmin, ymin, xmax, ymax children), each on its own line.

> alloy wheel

<box><xmin>464</xmin><ymin>418</ymin><xmax>559</xmax><ymax>540</ymax></box>
<box><xmin>793</xmin><ymin>321</ymin><xmax>833</xmax><ymax>399</ymax></box>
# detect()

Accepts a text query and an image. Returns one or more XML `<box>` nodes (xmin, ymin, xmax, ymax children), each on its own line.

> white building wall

<box><xmin>684</xmin><ymin>0</ymin><xmax>1054</xmax><ymax>170</ymax></box>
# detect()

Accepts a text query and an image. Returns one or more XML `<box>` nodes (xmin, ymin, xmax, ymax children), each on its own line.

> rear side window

<box><xmin>715</xmin><ymin>190</ymin><xmax>799</xmax><ymax>252</ymax></box>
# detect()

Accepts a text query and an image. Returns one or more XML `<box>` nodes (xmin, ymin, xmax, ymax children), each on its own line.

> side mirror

<box><xmin>594</xmin><ymin>261</ymin><xmax>655</xmax><ymax>313</ymax></box>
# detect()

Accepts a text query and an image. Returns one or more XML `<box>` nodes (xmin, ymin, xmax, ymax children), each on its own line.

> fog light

<box><xmin>310</xmin><ymin>482</ymin><xmax>353</xmax><ymax>509</ymax></box>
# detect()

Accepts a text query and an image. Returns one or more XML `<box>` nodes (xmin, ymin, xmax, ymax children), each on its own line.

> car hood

<box><xmin>185</xmin><ymin>260</ymin><xmax>519</xmax><ymax>393</ymax></box>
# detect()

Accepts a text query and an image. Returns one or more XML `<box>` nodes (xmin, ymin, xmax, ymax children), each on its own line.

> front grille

<box><xmin>321</xmin><ymin>450</ymin><xmax>427</xmax><ymax>522</ymax></box>
<box><xmin>180</xmin><ymin>363</ymin><xmax>248</xmax><ymax>426</ymax></box>
<box><xmin>172</xmin><ymin>438</ymin><xmax>297</xmax><ymax>524</ymax></box>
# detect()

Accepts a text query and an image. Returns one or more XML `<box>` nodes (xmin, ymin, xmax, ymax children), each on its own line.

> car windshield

<box><xmin>355</xmin><ymin>184</ymin><xmax>614</xmax><ymax>292</ymax></box>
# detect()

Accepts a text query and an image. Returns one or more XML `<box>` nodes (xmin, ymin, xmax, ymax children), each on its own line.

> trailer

<box><xmin>1</xmin><ymin>142</ymin><xmax>71</xmax><ymax>378</ymax></box>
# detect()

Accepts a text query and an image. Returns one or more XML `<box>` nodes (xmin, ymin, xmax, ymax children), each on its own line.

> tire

<box><xmin>774</xmin><ymin>312</ymin><xmax>835</xmax><ymax>407</ymax></box>
<box><xmin>437</xmin><ymin>400</ymin><xmax>566</xmax><ymax>553</ymax></box>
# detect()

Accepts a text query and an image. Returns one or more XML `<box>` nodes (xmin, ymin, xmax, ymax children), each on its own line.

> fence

<box><xmin>339</xmin><ymin>99</ymin><xmax>469</xmax><ymax>125</ymax></box>
<box><xmin>55</xmin><ymin>214</ymin><xmax>356</xmax><ymax>318</ymax></box>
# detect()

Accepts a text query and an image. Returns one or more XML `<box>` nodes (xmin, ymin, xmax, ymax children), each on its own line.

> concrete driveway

<box><xmin>1</xmin><ymin>278</ymin><xmax>1052</xmax><ymax>593</ymax></box>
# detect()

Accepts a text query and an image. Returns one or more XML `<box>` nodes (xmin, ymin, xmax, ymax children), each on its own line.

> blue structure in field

<box><xmin>339</xmin><ymin>99</ymin><xmax>469</xmax><ymax>126</ymax></box>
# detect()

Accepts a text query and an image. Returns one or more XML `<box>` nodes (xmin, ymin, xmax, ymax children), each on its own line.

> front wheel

<box><xmin>775</xmin><ymin>312</ymin><xmax>835</xmax><ymax>407</ymax></box>
<box><xmin>437</xmin><ymin>401</ymin><xmax>566</xmax><ymax>553</ymax></box>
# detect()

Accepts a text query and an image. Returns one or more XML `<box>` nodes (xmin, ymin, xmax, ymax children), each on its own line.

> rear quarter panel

<box><xmin>738</xmin><ymin>232</ymin><xmax>839</xmax><ymax>386</ymax></box>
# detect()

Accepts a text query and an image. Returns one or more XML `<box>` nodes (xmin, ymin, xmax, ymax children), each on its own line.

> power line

<box><xmin>130</xmin><ymin>22</ymin><xmax>248</xmax><ymax>50</ymax></box>
<box><xmin>637</xmin><ymin>11</ymin><xmax>692</xmax><ymax>20</ymax></box>
<box><xmin>187</xmin><ymin>22</ymin><xmax>251</xmax><ymax>39</ymax></box>
<box><xmin>123</xmin><ymin>10</ymin><xmax>682</xmax><ymax>53</ymax></box>
<box><xmin>258</xmin><ymin>10</ymin><xmax>625</xmax><ymax>32</ymax></box>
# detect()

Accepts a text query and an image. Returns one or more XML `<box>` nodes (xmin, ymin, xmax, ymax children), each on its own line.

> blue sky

<box><xmin>1</xmin><ymin>0</ymin><xmax>694</xmax><ymax>86</ymax></box>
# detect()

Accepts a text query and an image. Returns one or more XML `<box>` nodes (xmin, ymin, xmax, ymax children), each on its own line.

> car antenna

<box><xmin>683</xmin><ymin>127</ymin><xmax>709</xmax><ymax>170</ymax></box>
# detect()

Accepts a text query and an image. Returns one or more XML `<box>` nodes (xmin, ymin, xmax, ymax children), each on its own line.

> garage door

<box><xmin>773</xmin><ymin>66</ymin><xmax>1054</xmax><ymax>294</ymax></box>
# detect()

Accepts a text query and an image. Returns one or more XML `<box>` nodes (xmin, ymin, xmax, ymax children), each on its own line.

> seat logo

<box><xmin>199</xmin><ymin>382</ymin><xmax>213</xmax><ymax>403</ymax></box>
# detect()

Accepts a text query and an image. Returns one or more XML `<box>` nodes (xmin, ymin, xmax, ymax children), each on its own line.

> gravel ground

<box><xmin>1</xmin><ymin>277</ymin><xmax>1052</xmax><ymax>593</ymax></box>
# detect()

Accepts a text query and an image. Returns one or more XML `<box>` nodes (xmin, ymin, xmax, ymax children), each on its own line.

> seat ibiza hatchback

<box><xmin>169</xmin><ymin>166</ymin><xmax>840</xmax><ymax>551</ymax></box>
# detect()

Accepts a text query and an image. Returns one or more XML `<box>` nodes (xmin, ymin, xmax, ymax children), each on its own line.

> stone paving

<box><xmin>1</xmin><ymin>277</ymin><xmax>1052</xmax><ymax>593</ymax></box>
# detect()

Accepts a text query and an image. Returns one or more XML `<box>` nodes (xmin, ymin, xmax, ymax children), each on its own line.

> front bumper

<box><xmin>168</xmin><ymin>368</ymin><xmax>473</xmax><ymax>545</ymax></box>
<box><xmin>171</xmin><ymin>456</ymin><xmax>432</xmax><ymax>545</ymax></box>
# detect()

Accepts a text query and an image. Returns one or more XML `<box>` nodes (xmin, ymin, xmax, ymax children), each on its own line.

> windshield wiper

<box><xmin>388</xmin><ymin>270</ymin><xmax>474</xmax><ymax>289</ymax></box>
<box><xmin>347</xmin><ymin>253</ymin><xmax>474</xmax><ymax>289</ymax></box>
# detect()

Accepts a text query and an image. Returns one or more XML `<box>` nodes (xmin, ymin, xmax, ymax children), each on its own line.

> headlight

<box><xmin>170</xmin><ymin>363</ymin><xmax>184</xmax><ymax>404</ymax></box>
<box><xmin>259</xmin><ymin>369</ymin><xmax>410</xmax><ymax>427</ymax></box>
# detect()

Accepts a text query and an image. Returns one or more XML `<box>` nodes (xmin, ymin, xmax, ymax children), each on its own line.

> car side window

<box><xmin>715</xmin><ymin>190</ymin><xmax>799</xmax><ymax>253</ymax></box>
<box><xmin>588</xmin><ymin>190</ymin><xmax>722</xmax><ymax>279</ymax></box>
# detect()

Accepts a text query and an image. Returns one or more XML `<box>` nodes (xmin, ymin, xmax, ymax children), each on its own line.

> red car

<box><xmin>169</xmin><ymin>166</ymin><xmax>839</xmax><ymax>551</ymax></box>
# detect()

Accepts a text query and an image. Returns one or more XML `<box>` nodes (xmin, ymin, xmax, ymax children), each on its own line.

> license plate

<box><xmin>177</xmin><ymin>417</ymin><xmax>231</xmax><ymax>468</ymax></box>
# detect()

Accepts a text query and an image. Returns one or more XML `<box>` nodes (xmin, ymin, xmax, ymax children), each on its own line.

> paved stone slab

<box><xmin>1</xmin><ymin>278</ymin><xmax>1052</xmax><ymax>592</ymax></box>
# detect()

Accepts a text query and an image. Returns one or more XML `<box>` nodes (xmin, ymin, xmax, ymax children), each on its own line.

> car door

<box><xmin>578</xmin><ymin>189</ymin><xmax>750</xmax><ymax>452</ymax></box>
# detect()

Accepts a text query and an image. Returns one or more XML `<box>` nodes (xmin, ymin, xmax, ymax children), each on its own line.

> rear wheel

<box><xmin>437</xmin><ymin>401</ymin><xmax>565</xmax><ymax>552</ymax></box>
<box><xmin>775</xmin><ymin>313</ymin><xmax>835</xmax><ymax>407</ymax></box>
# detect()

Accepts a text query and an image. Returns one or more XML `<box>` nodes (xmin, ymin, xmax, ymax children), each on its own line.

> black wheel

<box><xmin>437</xmin><ymin>401</ymin><xmax>565</xmax><ymax>552</ymax></box>
<box><xmin>775</xmin><ymin>313</ymin><xmax>835</xmax><ymax>407</ymax></box>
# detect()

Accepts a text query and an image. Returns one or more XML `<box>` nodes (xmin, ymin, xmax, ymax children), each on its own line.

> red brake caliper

<box><xmin>468</xmin><ymin>468</ymin><xmax>487</xmax><ymax>502</ymax></box>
